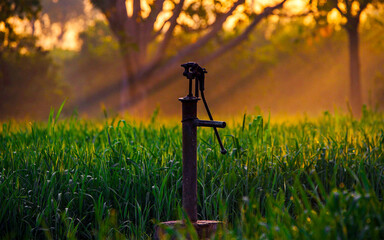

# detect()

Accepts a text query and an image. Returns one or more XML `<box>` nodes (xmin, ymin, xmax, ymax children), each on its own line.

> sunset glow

<box><xmin>9</xmin><ymin>0</ymin><xmax>311</xmax><ymax>50</ymax></box>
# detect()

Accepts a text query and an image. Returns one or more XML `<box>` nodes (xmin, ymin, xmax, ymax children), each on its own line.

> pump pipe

<box><xmin>179</xmin><ymin>62</ymin><xmax>228</xmax><ymax>223</ymax></box>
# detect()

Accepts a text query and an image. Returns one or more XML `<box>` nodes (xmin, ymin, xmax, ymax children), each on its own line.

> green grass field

<box><xmin>1</xmin><ymin>109</ymin><xmax>383</xmax><ymax>239</ymax></box>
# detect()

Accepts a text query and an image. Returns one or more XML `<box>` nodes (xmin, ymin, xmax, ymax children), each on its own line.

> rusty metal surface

<box><xmin>179</xmin><ymin>96</ymin><xmax>199</xmax><ymax>222</ymax></box>
<box><xmin>178</xmin><ymin>62</ymin><xmax>229</xmax><ymax>223</ymax></box>
<box><xmin>195</xmin><ymin>119</ymin><xmax>226</xmax><ymax>128</ymax></box>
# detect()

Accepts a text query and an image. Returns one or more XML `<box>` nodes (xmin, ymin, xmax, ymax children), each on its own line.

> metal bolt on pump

<box><xmin>179</xmin><ymin>62</ymin><xmax>227</xmax><ymax>223</ymax></box>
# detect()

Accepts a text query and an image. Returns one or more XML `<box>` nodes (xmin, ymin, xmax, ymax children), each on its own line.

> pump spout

<box><xmin>195</xmin><ymin>120</ymin><xmax>226</xmax><ymax>128</ymax></box>
<box><xmin>195</xmin><ymin>119</ymin><xmax>227</xmax><ymax>154</ymax></box>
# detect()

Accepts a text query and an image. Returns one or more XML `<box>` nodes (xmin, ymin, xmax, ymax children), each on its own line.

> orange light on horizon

<box><xmin>8</xmin><ymin>0</ymin><xmax>359</xmax><ymax>51</ymax></box>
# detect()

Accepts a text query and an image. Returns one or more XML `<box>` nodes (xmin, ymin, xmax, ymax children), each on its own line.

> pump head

<box><xmin>181</xmin><ymin>62</ymin><xmax>207</xmax><ymax>79</ymax></box>
<box><xmin>181</xmin><ymin>62</ymin><xmax>227</xmax><ymax>155</ymax></box>
<box><xmin>181</xmin><ymin>62</ymin><xmax>207</xmax><ymax>96</ymax></box>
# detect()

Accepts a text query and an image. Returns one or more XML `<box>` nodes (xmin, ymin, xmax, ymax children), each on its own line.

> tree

<box><xmin>1</xmin><ymin>0</ymin><xmax>41</xmax><ymax>88</ymax></box>
<box><xmin>89</xmin><ymin>0</ymin><xmax>287</xmax><ymax>110</ymax></box>
<box><xmin>0</xmin><ymin>0</ymin><xmax>64</xmax><ymax>119</ymax></box>
<box><xmin>0</xmin><ymin>0</ymin><xmax>41</xmax><ymax>50</ymax></box>
<box><xmin>310</xmin><ymin>0</ymin><xmax>384</xmax><ymax>115</ymax></box>
<box><xmin>40</xmin><ymin>0</ymin><xmax>100</xmax><ymax>46</ymax></box>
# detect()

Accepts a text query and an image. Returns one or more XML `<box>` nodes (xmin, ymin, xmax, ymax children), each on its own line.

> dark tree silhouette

<box><xmin>0</xmin><ymin>0</ymin><xmax>41</xmax><ymax>48</ymax></box>
<box><xmin>311</xmin><ymin>0</ymin><xmax>384</xmax><ymax>115</ymax></box>
<box><xmin>1</xmin><ymin>0</ymin><xmax>41</xmax><ymax>86</ymax></box>
<box><xmin>0</xmin><ymin>0</ymin><xmax>64</xmax><ymax>119</ymax></box>
<box><xmin>89</xmin><ymin>0</ymin><xmax>287</xmax><ymax>109</ymax></box>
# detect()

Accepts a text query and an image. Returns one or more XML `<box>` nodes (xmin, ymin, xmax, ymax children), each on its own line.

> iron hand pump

<box><xmin>155</xmin><ymin>63</ymin><xmax>225</xmax><ymax>239</ymax></box>
<box><xmin>179</xmin><ymin>62</ymin><xmax>227</xmax><ymax>223</ymax></box>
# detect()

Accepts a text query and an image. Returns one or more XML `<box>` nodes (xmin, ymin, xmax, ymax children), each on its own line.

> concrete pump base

<box><xmin>154</xmin><ymin>220</ymin><xmax>222</xmax><ymax>239</ymax></box>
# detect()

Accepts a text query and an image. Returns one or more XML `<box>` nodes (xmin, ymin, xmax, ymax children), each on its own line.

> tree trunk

<box><xmin>120</xmin><ymin>60</ymin><xmax>129</xmax><ymax>111</ymax></box>
<box><xmin>82</xmin><ymin>0</ymin><xmax>287</xmax><ymax>113</ymax></box>
<box><xmin>346</xmin><ymin>21</ymin><xmax>362</xmax><ymax>116</ymax></box>
<box><xmin>31</xmin><ymin>18</ymin><xmax>36</xmax><ymax>36</ymax></box>
<box><xmin>120</xmin><ymin>51</ymin><xmax>137</xmax><ymax>110</ymax></box>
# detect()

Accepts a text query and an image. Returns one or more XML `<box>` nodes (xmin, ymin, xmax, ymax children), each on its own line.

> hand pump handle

<box><xmin>181</xmin><ymin>62</ymin><xmax>227</xmax><ymax>154</ymax></box>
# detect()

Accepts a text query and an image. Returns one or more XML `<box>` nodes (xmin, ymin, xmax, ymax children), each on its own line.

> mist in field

<box><xmin>2</xmin><ymin>1</ymin><xmax>384</xmax><ymax>238</ymax></box>
<box><xmin>1</xmin><ymin>0</ymin><xmax>384</xmax><ymax>120</ymax></box>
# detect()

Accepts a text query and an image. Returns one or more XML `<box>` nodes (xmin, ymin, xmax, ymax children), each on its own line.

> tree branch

<box><xmin>178</xmin><ymin>21</ymin><xmax>214</xmax><ymax>33</ymax></box>
<box><xmin>358</xmin><ymin>0</ymin><xmax>369</xmax><ymax>15</ymax></box>
<box><xmin>200</xmin><ymin>0</ymin><xmax>287</xmax><ymax>65</ymax></box>
<box><xmin>155</xmin><ymin>0</ymin><xmax>245</xmax><ymax>67</ymax></box>
<box><xmin>146</xmin><ymin>0</ymin><xmax>165</xmax><ymax>30</ymax></box>
<box><xmin>154</xmin><ymin>0</ymin><xmax>185</xmax><ymax>60</ymax></box>
<box><xmin>101</xmin><ymin>0</ymin><xmax>131</xmax><ymax>43</ymax></box>
<box><xmin>132</xmin><ymin>0</ymin><xmax>141</xmax><ymax>40</ymax></box>
<box><xmin>139</xmin><ymin>0</ymin><xmax>286</xmax><ymax>92</ymax></box>
<box><xmin>132</xmin><ymin>0</ymin><xmax>141</xmax><ymax>21</ymax></box>
<box><xmin>335</xmin><ymin>5</ymin><xmax>347</xmax><ymax>16</ymax></box>
<box><xmin>330</xmin><ymin>0</ymin><xmax>347</xmax><ymax>17</ymax></box>
<box><xmin>136</xmin><ymin>0</ymin><xmax>245</xmax><ymax>84</ymax></box>
<box><xmin>276</xmin><ymin>10</ymin><xmax>312</xmax><ymax>18</ymax></box>
<box><xmin>345</xmin><ymin>0</ymin><xmax>352</xmax><ymax>18</ymax></box>
<box><xmin>152</xmin><ymin>15</ymin><xmax>172</xmax><ymax>40</ymax></box>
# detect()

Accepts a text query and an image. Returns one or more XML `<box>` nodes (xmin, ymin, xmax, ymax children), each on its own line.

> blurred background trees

<box><xmin>40</xmin><ymin>0</ymin><xmax>86</xmax><ymax>44</ymax></box>
<box><xmin>1</xmin><ymin>0</ymin><xmax>383</xmax><ymax>120</ymax></box>
<box><xmin>0</xmin><ymin>0</ymin><xmax>65</xmax><ymax>119</ymax></box>
<box><xmin>89</xmin><ymin>0</ymin><xmax>287</xmax><ymax>110</ymax></box>
<box><xmin>310</xmin><ymin>0</ymin><xmax>384</xmax><ymax>116</ymax></box>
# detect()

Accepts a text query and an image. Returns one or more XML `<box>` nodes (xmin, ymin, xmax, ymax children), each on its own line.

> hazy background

<box><xmin>1</xmin><ymin>0</ymin><xmax>383</xmax><ymax>120</ymax></box>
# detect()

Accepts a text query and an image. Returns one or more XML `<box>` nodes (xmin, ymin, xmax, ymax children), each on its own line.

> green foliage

<box><xmin>0</xmin><ymin>0</ymin><xmax>41</xmax><ymax>50</ymax></box>
<box><xmin>0</xmin><ymin>111</ymin><xmax>383</xmax><ymax>238</ymax></box>
<box><xmin>41</xmin><ymin>0</ymin><xmax>85</xmax><ymax>25</ymax></box>
<box><xmin>40</xmin><ymin>0</ymin><xmax>88</xmax><ymax>44</ymax></box>
<box><xmin>310</xmin><ymin>0</ymin><xmax>384</xmax><ymax>27</ymax></box>
<box><xmin>0</xmin><ymin>0</ymin><xmax>67</xmax><ymax>119</ymax></box>
<box><xmin>78</xmin><ymin>20</ymin><xmax>120</xmax><ymax>60</ymax></box>
<box><xmin>0</xmin><ymin>47</ymin><xmax>66</xmax><ymax>119</ymax></box>
<box><xmin>216</xmin><ymin>174</ymin><xmax>384</xmax><ymax>239</ymax></box>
